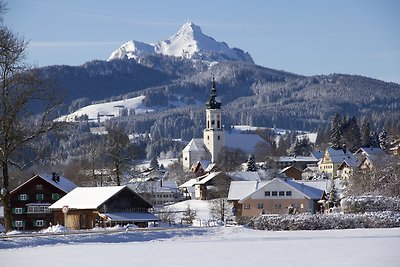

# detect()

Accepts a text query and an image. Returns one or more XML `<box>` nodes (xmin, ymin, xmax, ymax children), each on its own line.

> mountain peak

<box><xmin>179</xmin><ymin>22</ymin><xmax>203</xmax><ymax>34</ymax></box>
<box><xmin>108</xmin><ymin>22</ymin><xmax>254</xmax><ymax>63</ymax></box>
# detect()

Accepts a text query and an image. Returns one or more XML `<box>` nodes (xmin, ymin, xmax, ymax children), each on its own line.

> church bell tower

<box><xmin>203</xmin><ymin>78</ymin><xmax>224</xmax><ymax>163</ymax></box>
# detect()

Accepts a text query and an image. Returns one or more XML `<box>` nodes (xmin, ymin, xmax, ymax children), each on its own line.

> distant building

<box><xmin>318</xmin><ymin>147</ymin><xmax>358</xmax><ymax>178</ymax></box>
<box><xmin>267</xmin><ymin>156</ymin><xmax>319</xmax><ymax>171</ymax></box>
<box><xmin>10</xmin><ymin>173</ymin><xmax>77</xmax><ymax>230</ymax></box>
<box><xmin>127</xmin><ymin>180</ymin><xmax>182</xmax><ymax>206</ymax></box>
<box><xmin>182</xmin><ymin>78</ymin><xmax>268</xmax><ymax>170</ymax></box>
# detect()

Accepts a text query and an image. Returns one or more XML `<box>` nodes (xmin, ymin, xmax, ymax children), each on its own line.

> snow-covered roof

<box><xmin>179</xmin><ymin>178</ymin><xmax>198</xmax><ymax>188</ymax></box>
<box><xmin>11</xmin><ymin>174</ymin><xmax>77</xmax><ymax>194</ymax></box>
<box><xmin>310</xmin><ymin>151</ymin><xmax>324</xmax><ymax>160</ymax></box>
<box><xmin>271</xmin><ymin>156</ymin><xmax>319</xmax><ymax>163</ymax></box>
<box><xmin>284</xmin><ymin>179</ymin><xmax>325</xmax><ymax>200</ymax></box>
<box><xmin>204</xmin><ymin>163</ymin><xmax>216</xmax><ymax>172</ymax></box>
<box><xmin>194</xmin><ymin>172</ymin><xmax>221</xmax><ymax>185</ymax></box>
<box><xmin>300</xmin><ymin>179</ymin><xmax>344</xmax><ymax>198</ymax></box>
<box><xmin>237</xmin><ymin>178</ymin><xmax>325</xmax><ymax>203</ymax></box>
<box><xmin>49</xmin><ymin>186</ymin><xmax>126</xmax><ymax>210</ymax></box>
<box><xmin>280</xmin><ymin>166</ymin><xmax>302</xmax><ymax>174</ymax></box>
<box><xmin>182</xmin><ymin>138</ymin><xmax>208</xmax><ymax>152</ymax></box>
<box><xmin>226</xmin><ymin>171</ymin><xmax>261</xmax><ymax>181</ymax></box>
<box><xmin>354</xmin><ymin>147</ymin><xmax>384</xmax><ymax>157</ymax></box>
<box><xmin>128</xmin><ymin>180</ymin><xmax>179</xmax><ymax>193</ymax></box>
<box><xmin>325</xmin><ymin>148</ymin><xmax>357</xmax><ymax>164</ymax></box>
<box><xmin>224</xmin><ymin>133</ymin><xmax>267</xmax><ymax>153</ymax></box>
<box><xmin>228</xmin><ymin>181</ymin><xmax>268</xmax><ymax>200</ymax></box>
<box><xmin>102</xmin><ymin>212</ymin><xmax>160</xmax><ymax>222</ymax></box>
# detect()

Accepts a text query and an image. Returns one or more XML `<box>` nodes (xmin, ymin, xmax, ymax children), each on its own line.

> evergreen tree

<box><xmin>345</xmin><ymin>116</ymin><xmax>361</xmax><ymax>152</ymax></box>
<box><xmin>328</xmin><ymin>177</ymin><xmax>338</xmax><ymax>208</ymax></box>
<box><xmin>246</xmin><ymin>154</ymin><xmax>257</xmax><ymax>172</ymax></box>
<box><xmin>379</xmin><ymin>128</ymin><xmax>388</xmax><ymax>150</ymax></box>
<box><xmin>289</xmin><ymin>137</ymin><xmax>313</xmax><ymax>156</ymax></box>
<box><xmin>330</xmin><ymin>113</ymin><xmax>342</xmax><ymax>150</ymax></box>
<box><xmin>360</xmin><ymin>117</ymin><xmax>374</xmax><ymax>147</ymax></box>
<box><xmin>150</xmin><ymin>156</ymin><xmax>159</xmax><ymax>170</ymax></box>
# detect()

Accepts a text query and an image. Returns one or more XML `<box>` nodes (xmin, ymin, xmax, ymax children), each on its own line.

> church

<box><xmin>182</xmin><ymin>78</ymin><xmax>269</xmax><ymax>170</ymax></box>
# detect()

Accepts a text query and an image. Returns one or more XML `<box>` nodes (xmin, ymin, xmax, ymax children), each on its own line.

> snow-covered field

<box><xmin>1</xmin><ymin>227</ymin><xmax>399</xmax><ymax>266</ymax></box>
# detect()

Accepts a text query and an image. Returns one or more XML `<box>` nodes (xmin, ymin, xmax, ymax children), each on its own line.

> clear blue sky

<box><xmin>5</xmin><ymin>0</ymin><xmax>400</xmax><ymax>83</ymax></box>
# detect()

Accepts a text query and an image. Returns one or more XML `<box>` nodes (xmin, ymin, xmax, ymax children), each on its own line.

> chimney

<box><xmin>52</xmin><ymin>172</ymin><xmax>57</xmax><ymax>182</ymax></box>
<box><xmin>160</xmin><ymin>179</ymin><xmax>163</xmax><ymax>188</ymax></box>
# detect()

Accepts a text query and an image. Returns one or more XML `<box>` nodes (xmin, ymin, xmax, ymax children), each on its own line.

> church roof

<box><xmin>182</xmin><ymin>138</ymin><xmax>208</xmax><ymax>152</ymax></box>
<box><xmin>224</xmin><ymin>133</ymin><xmax>268</xmax><ymax>153</ymax></box>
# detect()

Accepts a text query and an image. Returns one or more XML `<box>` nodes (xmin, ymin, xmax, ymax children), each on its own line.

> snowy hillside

<box><xmin>108</xmin><ymin>22</ymin><xmax>254</xmax><ymax>63</ymax></box>
<box><xmin>56</xmin><ymin>95</ymin><xmax>153</xmax><ymax>122</ymax></box>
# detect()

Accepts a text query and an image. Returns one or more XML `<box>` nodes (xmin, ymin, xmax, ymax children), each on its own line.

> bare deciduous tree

<box><xmin>0</xmin><ymin>4</ymin><xmax>63</xmax><ymax>231</ymax></box>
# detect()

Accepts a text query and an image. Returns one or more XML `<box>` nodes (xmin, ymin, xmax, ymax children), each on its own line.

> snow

<box><xmin>56</xmin><ymin>95</ymin><xmax>153</xmax><ymax>122</ymax></box>
<box><xmin>108</xmin><ymin>22</ymin><xmax>254</xmax><ymax>63</ymax></box>
<box><xmin>1</xmin><ymin>227</ymin><xmax>399</xmax><ymax>266</ymax></box>
<box><xmin>167</xmin><ymin>200</ymin><xmax>212</xmax><ymax>223</ymax></box>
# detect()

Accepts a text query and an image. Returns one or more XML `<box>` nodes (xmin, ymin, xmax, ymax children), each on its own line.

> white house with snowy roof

<box><xmin>228</xmin><ymin>178</ymin><xmax>326</xmax><ymax>217</ymax></box>
<box><xmin>182</xmin><ymin>79</ymin><xmax>268</xmax><ymax>170</ymax></box>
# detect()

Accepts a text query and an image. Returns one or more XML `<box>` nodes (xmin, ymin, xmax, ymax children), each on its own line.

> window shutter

<box><xmin>12</xmin><ymin>208</ymin><xmax>15</xmax><ymax>214</ymax></box>
<box><xmin>12</xmin><ymin>221</ymin><xmax>15</xmax><ymax>227</ymax></box>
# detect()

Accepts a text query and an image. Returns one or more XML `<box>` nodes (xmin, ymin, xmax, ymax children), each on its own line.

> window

<box><xmin>244</xmin><ymin>203</ymin><xmax>251</xmax><ymax>209</ymax></box>
<box><xmin>36</xmin><ymin>194</ymin><xmax>44</xmax><ymax>201</ymax></box>
<box><xmin>27</xmin><ymin>205</ymin><xmax>50</xmax><ymax>213</ymax></box>
<box><xmin>264</xmin><ymin>191</ymin><xmax>270</xmax><ymax>197</ymax></box>
<box><xmin>217</xmin><ymin>121</ymin><xmax>220</xmax><ymax>128</ymax></box>
<box><xmin>271</xmin><ymin>191</ymin><xmax>278</xmax><ymax>196</ymax></box>
<box><xmin>274</xmin><ymin>204</ymin><xmax>282</xmax><ymax>209</ymax></box>
<box><xmin>279</xmin><ymin>191</ymin><xmax>285</xmax><ymax>196</ymax></box>
<box><xmin>14</xmin><ymin>208</ymin><xmax>23</xmax><ymax>214</ymax></box>
<box><xmin>211</xmin><ymin>120</ymin><xmax>215</xmax><ymax>125</ymax></box>
<box><xmin>257</xmin><ymin>203</ymin><xmax>264</xmax><ymax>209</ymax></box>
<box><xmin>19</xmin><ymin>194</ymin><xmax>28</xmax><ymax>201</ymax></box>
<box><xmin>286</xmin><ymin>191</ymin><xmax>292</xmax><ymax>196</ymax></box>
<box><xmin>14</xmin><ymin>221</ymin><xmax>24</xmax><ymax>227</ymax></box>
<box><xmin>52</xmin><ymin>193</ymin><xmax>60</xmax><ymax>200</ymax></box>
<box><xmin>217</xmin><ymin>135</ymin><xmax>220</xmax><ymax>140</ymax></box>
<box><xmin>35</xmin><ymin>220</ymin><xmax>45</xmax><ymax>227</ymax></box>
<box><xmin>36</xmin><ymin>184</ymin><xmax>43</xmax><ymax>190</ymax></box>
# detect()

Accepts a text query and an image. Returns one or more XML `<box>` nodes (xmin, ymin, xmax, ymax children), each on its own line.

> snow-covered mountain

<box><xmin>108</xmin><ymin>22</ymin><xmax>254</xmax><ymax>63</ymax></box>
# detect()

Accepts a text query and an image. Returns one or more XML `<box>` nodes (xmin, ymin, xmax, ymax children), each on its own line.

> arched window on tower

<box><xmin>217</xmin><ymin>120</ymin><xmax>220</xmax><ymax>129</ymax></box>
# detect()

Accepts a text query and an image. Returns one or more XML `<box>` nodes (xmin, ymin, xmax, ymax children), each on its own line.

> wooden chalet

<box><xmin>49</xmin><ymin>186</ymin><xmax>159</xmax><ymax>229</ymax></box>
<box><xmin>9</xmin><ymin>173</ymin><xmax>77</xmax><ymax>230</ymax></box>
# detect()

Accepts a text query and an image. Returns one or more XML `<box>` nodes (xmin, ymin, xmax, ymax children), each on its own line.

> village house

<box><xmin>9</xmin><ymin>173</ymin><xmax>76</xmax><ymax>230</ymax></box>
<box><xmin>279</xmin><ymin>165</ymin><xmax>303</xmax><ymax>180</ymax></box>
<box><xmin>127</xmin><ymin>179</ymin><xmax>182</xmax><ymax>206</ymax></box>
<box><xmin>318</xmin><ymin>147</ymin><xmax>357</xmax><ymax>178</ymax></box>
<box><xmin>228</xmin><ymin>178</ymin><xmax>325</xmax><ymax>218</ymax></box>
<box><xmin>179</xmin><ymin>172</ymin><xmax>232</xmax><ymax>200</ymax></box>
<box><xmin>301</xmin><ymin>165</ymin><xmax>319</xmax><ymax>180</ymax></box>
<box><xmin>337</xmin><ymin>157</ymin><xmax>359</xmax><ymax>180</ymax></box>
<box><xmin>267</xmin><ymin>155</ymin><xmax>319</xmax><ymax>170</ymax></box>
<box><xmin>49</xmin><ymin>186</ymin><xmax>159</xmax><ymax>229</ymax></box>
